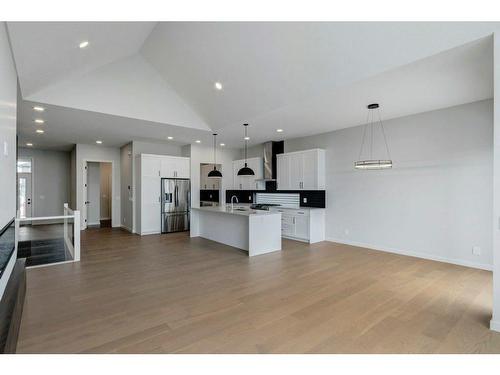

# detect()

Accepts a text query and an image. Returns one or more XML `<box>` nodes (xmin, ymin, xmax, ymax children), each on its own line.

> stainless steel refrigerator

<box><xmin>161</xmin><ymin>178</ymin><xmax>190</xmax><ymax>233</ymax></box>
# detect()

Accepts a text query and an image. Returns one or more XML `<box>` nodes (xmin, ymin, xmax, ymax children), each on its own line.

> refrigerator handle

<box><xmin>175</xmin><ymin>185</ymin><xmax>178</xmax><ymax>207</ymax></box>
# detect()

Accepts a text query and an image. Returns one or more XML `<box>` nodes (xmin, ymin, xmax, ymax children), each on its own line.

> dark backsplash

<box><xmin>200</xmin><ymin>189</ymin><xmax>220</xmax><ymax>202</ymax></box>
<box><xmin>225</xmin><ymin>189</ymin><xmax>326</xmax><ymax>208</ymax></box>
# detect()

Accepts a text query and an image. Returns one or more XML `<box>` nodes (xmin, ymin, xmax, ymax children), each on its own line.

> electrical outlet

<box><xmin>303</xmin><ymin>197</ymin><xmax>307</xmax><ymax>203</ymax></box>
<box><xmin>472</xmin><ymin>246</ymin><xmax>481</xmax><ymax>256</ymax></box>
<box><xmin>344</xmin><ymin>229</ymin><xmax>349</xmax><ymax>236</ymax></box>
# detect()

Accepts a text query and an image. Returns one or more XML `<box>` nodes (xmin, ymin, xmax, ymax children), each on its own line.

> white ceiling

<box><xmin>8</xmin><ymin>22</ymin><xmax>499</xmax><ymax>150</ymax></box>
<box><xmin>8</xmin><ymin>22</ymin><xmax>156</xmax><ymax>97</ymax></box>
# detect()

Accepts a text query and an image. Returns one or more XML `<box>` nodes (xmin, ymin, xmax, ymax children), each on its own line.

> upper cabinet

<box><xmin>232</xmin><ymin>157</ymin><xmax>265</xmax><ymax>190</ymax></box>
<box><xmin>276</xmin><ymin>149</ymin><xmax>325</xmax><ymax>190</ymax></box>
<box><xmin>160</xmin><ymin>156</ymin><xmax>190</xmax><ymax>178</ymax></box>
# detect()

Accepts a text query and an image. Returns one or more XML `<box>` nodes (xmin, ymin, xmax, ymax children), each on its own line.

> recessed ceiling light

<box><xmin>244</xmin><ymin>136</ymin><xmax>250</xmax><ymax>141</ymax></box>
<box><xmin>195</xmin><ymin>140</ymin><xmax>201</xmax><ymax>143</ymax></box>
<box><xmin>33</xmin><ymin>106</ymin><xmax>45</xmax><ymax>112</ymax></box>
<box><xmin>96</xmin><ymin>140</ymin><xmax>103</xmax><ymax>144</ymax></box>
<box><xmin>79</xmin><ymin>40</ymin><xmax>89</xmax><ymax>49</ymax></box>
<box><xmin>34</xmin><ymin>119</ymin><xmax>44</xmax><ymax>124</ymax></box>
<box><xmin>276</xmin><ymin>129</ymin><xmax>283</xmax><ymax>133</ymax></box>
<box><xmin>220</xmin><ymin>143</ymin><xmax>225</xmax><ymax>147</ymax></box>
<box><xmin>26</xmin><ymin>143</ymin><xmax>33</xmax><ymax>147</ymax></box>
<box><xmin>167</xmin><ymin>136</ymin><xmax>174</xmax><ymax>140</ymax></box>
<box><xmin>214</xmin><ymin>82</ymin><xmax>223</xmax><ymax>90</ymax></box>
<box><xmin>36</xmin><ymin>129</ymin><xmax>44</xmax><ymax>134</ymax></box>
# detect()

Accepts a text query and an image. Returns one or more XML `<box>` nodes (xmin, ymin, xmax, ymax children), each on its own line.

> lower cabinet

<box><xmin>271</xmin><ymin>208</ymin><xmax>325</xmax><ymax>243</ymax></box>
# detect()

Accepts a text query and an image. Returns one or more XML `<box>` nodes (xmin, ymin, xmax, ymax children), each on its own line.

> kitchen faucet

<box><xmin>231</xmin><ymin>195</ymin><xmax>239</xmax><ymax>210</ymax></box>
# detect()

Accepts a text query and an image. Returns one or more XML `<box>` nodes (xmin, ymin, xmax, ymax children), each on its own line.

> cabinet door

<box><xmin>281</xmin><ymin>214</ymin><xmax>295</xmax><ymax>237</ymax></box>
<box><xmin>175</xmin><ymin>158</ymin><xmax>190</xmax><ymax>178</ymax></box>
<box><xmin>289</xmin><ymin>153</ymin><xmax>303</xmax><ymax>190</ymax></box>
<box><xmin>141</xmin><ymin>175</ymin><xmax>161</xmax><ymax>233</ymax></box>
<box><xmin>246</xmin><ymin>158</ymin><xmax>263</xmax><ymax>190</ymax></box>
<box><xmin>160</xmin><ymin>158</ymin><xmax>176</xmax><ymax>178</ymax></box>
<box><xmin>301</xmin><ymin>150</ymin><xmax>318</xmax><ymax>190</ymax></box>
<box><xmin>276</xmin><ymin>155</ymin><xmax>290</xmax><ymax>190</ymax></box>
<box><xmin>293</xmin><ymin>214</ymin><xmax>309</xmax><ymax>240</ymax></box>
<box><xmin>143</xmin><ymin>156</ymin><xmax>161</xmax><ymax>178</ymax></box>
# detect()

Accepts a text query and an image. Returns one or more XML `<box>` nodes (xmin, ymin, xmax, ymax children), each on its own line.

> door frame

<box><xmin>82</xmin><ymin>159</ymin><xmax>114</xmax><ymax>230</ymax></box>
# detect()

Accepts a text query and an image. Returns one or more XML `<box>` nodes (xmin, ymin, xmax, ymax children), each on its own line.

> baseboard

<box><xmin>490</xmin><ymin>320</ymin><xmax>500</xmax><ymax>332</ymax></box>
<box><xmin>120</xmin><ymin>225</ymin><xmax>133</xmax><ymax>233</ymax></box>
<box><xmin>326</xmin><ymin>237</ymin><xmax>492</xmax><ymax>271</ymax></box>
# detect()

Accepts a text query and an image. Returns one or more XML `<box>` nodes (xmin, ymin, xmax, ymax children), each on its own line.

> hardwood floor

<box><xmin>16</xmin><ymin>228</ymin><xmax>500</xmax><ymax>353</ymax></box>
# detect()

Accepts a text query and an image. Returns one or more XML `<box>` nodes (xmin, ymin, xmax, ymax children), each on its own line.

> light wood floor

<box><xmin>16</xmin><ymin>228</ymin><xmax>500</xmax><ymax>353</ymax></box>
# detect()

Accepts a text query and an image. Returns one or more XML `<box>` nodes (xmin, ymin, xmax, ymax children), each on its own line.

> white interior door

<box><xmin>18</xmin><ymin>173</ymin><xmax>32</xmax><ymax>218</ymax></box>
<box><xmin>86</xmin><ymin>162</ymin><xmax>101</xmax><ymax>226</ymax></box>
<box><xmin>82</xmin><ymin>162</ymin><xmax>88</xmax><ymax>229</ymax></box>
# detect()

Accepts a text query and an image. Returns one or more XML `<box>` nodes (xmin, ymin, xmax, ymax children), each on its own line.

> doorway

<box><xmin>83</xmin><ymin>161</ymin><xmax>112</xmax><ymax>228</ymax></box>
<box><xmin>17</xmin><ymin>158</ymin><xmax>32</xmax><ymax>218</ymax></box>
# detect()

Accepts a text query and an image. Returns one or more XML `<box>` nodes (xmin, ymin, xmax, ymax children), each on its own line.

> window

<box><xmin>17</xmin><ymin>159</ymin><xmax>32</xmax><ymax>173</ymax></box>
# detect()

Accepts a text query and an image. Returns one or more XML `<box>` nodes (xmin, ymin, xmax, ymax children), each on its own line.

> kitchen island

<box><xmin>190</xmin><ymin>206</ymin><xmax>281</xmax><ymax>256</ymax></box>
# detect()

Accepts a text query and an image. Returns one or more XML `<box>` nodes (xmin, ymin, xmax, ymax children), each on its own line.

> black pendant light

<box><xmin>354</xmin><ymin>103</ymin><xmax>392</xmax><ymax>170</ymax></box>
<box><xmin>237</xmin><ymin>123</ymin><xmax>255</xmax><ymax>176</ymax></box>
<box><xmin>208</xmin><ymin>133</ymin><xmax>223</xmax><ymax>178</ymax></box>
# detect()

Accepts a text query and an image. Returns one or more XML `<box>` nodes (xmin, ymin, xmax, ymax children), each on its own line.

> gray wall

<box><xmin>18</xmin><ymin>147</ymin><xmax>71</xmax><ymax>217</ymax></box>
<box><xmin>285</xmin><ymin>99</ymin><xmax>493</xmax><ymax>269</ymax></box>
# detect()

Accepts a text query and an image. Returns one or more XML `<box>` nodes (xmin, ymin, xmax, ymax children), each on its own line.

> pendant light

<box><xmin>355</xmin><ymin>103</ymin><xmax>392</xmax><ymax>170</ymax></box>
<box><xmin>237</xmin><ymin>123</ymin><xmax>255</xmax><ymax>176</ymax></box>
<box><xmin>208</xmin><ymin>133</ymin><xmax>223</xmax><ymax>178</ymax></box>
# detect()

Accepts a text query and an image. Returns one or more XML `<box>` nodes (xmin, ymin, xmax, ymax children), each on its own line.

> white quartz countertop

<box><xmin>192</xmin><ymin>205</ymin><xmax>281</xmax><ymax>217</ymax></box>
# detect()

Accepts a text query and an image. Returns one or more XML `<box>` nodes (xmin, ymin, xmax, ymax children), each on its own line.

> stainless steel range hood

<box><xmin>256</xmin><ymin>141</ymin><xmax>284</xmax><ymax>182</ymax></box>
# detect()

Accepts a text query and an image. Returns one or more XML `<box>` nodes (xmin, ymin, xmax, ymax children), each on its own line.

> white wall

<box><xmin>17</xmin><ymin>147</ymin><xmax>70</xmax><ymax>217</ymax></box>
<box><xmin>70</xmin><ymin>146</ymin><xmax>76</xmax><ymax>209</ymax></box>
<box><xmin>188</xmin><ymin>143</ymin><xmax>240</xmax><ymax>207</ymax></box>
<box><xmin>0</xmin><ymin>22</ymin><xmax>18</xmax><ymax>299</ymax></box>
<box><xmin>75</xmin><ymin>143</ymin><xmax>121</xmax><ymax>229</ymax></box>
<box><xmin>285</xmin><ymin>100</ymin><xmax>493</xmax><ymax>270</ymax></box>
<box><xmin>492</xmin><ymin>34</ymin><xmax>500</xmax><ymax>332</ymax></box>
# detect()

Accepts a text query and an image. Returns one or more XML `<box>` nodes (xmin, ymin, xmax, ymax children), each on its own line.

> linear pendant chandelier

<box><xmin>237</xmin><ymin>123</ymin><xmax>255</xmax><ymax>176</ymax></box>
<box><xmin>208</xmin><ymin>133</ymin><xmax>222</xmax><ymax>178</ymax></box>
<box><xmin>355</xmin><ymin>103</ymin><xmax>392</xmax><ymax>170</ymax></box>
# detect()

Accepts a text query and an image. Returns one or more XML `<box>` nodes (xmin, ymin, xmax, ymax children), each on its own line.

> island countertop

<box><xmin>191</xmin><ymin>205</ymin><xmax>280</xmax><ymax>217</ymax></box>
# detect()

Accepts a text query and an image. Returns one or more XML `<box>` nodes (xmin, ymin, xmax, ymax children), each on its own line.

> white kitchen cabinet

<box><xmin>139</xmin><ymin>155</ymin><xmax>162</xmax><ymax>235</ymax></box>
<box><xmin>232</xmin><ymin>157</ymin><xmax>265</xmax><ymax>190</ymax></box>
<box><xmin>138</xmin><ymin>154</ymin><xmax>191</xmax><ymax>235</ymax></box>
<box><xmin>271</xmin><ymin>207</ymin><xmax>325</xmax><ymax>243</ymax></box>
<box><xmin>161</xmin><ymin>156</ymin><xmax>190</xmax><ymax>178</ymax></box>
<box><xmin>276</xmin><ymin>149</ymin><xmax>325</xmax><ymax>191</ymax></box>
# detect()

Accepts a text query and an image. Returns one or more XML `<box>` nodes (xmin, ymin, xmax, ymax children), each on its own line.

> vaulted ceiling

<box><xmin>7</xmin><ymin>22</ymin><xmax>499</xmax><ymax>150</ymax></box>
